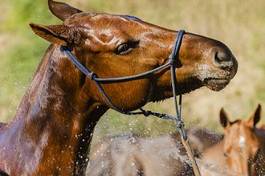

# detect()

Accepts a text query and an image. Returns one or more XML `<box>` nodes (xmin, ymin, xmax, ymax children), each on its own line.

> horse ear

<box><xmin>48</xmin><ymin>0</ymin><xmax>82</xmax><ymax>21</ymax></box>
<box><xmin>249</xmin><ymin>104</ymin><xmax>262</xmax><ymax>127</ymax></box>
<box><xmin>30</xmin><ymin>23</ymin><xmax>79</xmax><ymax>46</ymax></box>
<box><xmin>220</xmin><ymin>108</ymin><xmax>230</xmax><ymax>128</ymax></box>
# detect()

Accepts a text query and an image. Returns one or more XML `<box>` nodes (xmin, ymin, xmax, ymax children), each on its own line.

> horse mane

<box><xmin>31</xmin><ymin>45</ymin><xmax>55</xmax><ymax>78</ymax></box>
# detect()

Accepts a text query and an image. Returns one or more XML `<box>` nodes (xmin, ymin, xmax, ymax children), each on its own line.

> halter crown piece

<box><xmin>61</xmin><ymin>30</ymin><xmax>201</xmax><ymax>176</ymax></box>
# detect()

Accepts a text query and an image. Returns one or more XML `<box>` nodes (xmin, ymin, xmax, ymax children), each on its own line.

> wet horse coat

<box><xmin>0</xmin><ymin>0</ymin><xmax>237</xmax><ymax>175</ymax></box>
<box><xmin>86</xmin><ymin>129</ymin><xmax>222</xmax><ymax>176</ymax></box>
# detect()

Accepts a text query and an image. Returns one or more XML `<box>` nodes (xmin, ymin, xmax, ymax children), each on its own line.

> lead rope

<box><xmin>169</xmin><ymin>30</ymin><xmax>201</xmax><ymax>176</ymax></box>
<box><xmin>61</xmin><ymin>30</ymin><xmax>201</xmax><ymax>175</ymax></box>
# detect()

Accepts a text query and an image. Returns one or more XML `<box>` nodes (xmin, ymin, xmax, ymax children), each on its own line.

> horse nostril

<box><xmin>215</xmin><ymin>51</ymin><xmax>230</xmax><ymax>62</ymax></box>
<box><xmin>214</xmin><ymin>50</ymin><xmax>233</xmax><ymax>69</ymax></box>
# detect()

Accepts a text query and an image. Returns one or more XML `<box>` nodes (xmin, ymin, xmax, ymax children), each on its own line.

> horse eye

<box><xmin>224</xmin><ymin>153</ymin><xmax>228</xmax><ymax>157</ymax></box>
<box><xmin>115</xmin><ymin>41</ymin><xmax>139</xmax><ymax>55</ymax></box>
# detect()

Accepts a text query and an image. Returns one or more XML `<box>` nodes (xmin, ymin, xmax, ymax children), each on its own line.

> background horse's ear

<box><xmin>30</xmin><ymin>23</ymin><xmax>79</xmax><ymax>46</ymax></box>
<box><xmin>248</xmin><ymin>104</ymin><xmax>262</xmax><ymax>127</ymax></box>
<box><xmin>220</xmin><ymin>108</ymin><xmax>230</xmax><ymax>128</ymax></box>
<box><xmin>48</xmin><ymin>0</ymin><xmax>82</xmax><ymax>21</ymax></box>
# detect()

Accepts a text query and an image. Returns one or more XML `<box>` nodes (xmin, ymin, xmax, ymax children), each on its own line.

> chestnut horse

<box><xmin>201</xmin><ymin>105</ymin><xmax>265</xmax><ymax>176</ymax></box>
<box><xmin>0</xmin><ymin>0</ymin><xmax>237</xmax><ymax>175</ymax></box>
<box><xmin>86</xmin><ymin>128</ymin><xmax>223</xmax><ymax>176</ymax></box>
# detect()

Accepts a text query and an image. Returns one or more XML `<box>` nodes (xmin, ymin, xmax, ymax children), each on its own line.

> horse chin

<box><xmin>204</xmin><ymin>78</ymin><xmax>230</xmax><ymax>91</ymax></box>
<box><xmin>150</xmin><ymin>78</ymin><xmax>203</xmax><ymax>102</ymax></box>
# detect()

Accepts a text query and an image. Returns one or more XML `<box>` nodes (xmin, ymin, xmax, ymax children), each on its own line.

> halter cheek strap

<box><xmin>60</xmin><ymin>30</ymin><xmax>184</xmax><ymax>114</ymax></box>
<box><xmin>61</xmin><ymin>30</ymin><xmax>201</xmax><ymax>176</ymax></box>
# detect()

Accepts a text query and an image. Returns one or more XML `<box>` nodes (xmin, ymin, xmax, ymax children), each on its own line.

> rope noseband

<box><xmin>61</xmin><ymin>30</ymin><xmax>201</xmax><ymax>176</ymax></box>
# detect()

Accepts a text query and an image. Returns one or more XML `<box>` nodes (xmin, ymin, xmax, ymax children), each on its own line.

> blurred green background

<box><xmin>0</xmin><ymin>0</ymin><xmax>265</xmax><ymax>140</ymax></box>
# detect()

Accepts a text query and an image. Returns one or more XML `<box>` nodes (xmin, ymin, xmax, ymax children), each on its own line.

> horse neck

<box><xmin>0</xmin><ymin>45</ymin><xmax>108</xmax><ymax>175</ymax></box>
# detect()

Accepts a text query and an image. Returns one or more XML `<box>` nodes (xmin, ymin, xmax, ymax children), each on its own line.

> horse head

<box><xmin>220</xmin><ymin>105</ymin><xmax>264</xmax><ymax>176</ymax></box>
<box><xmin>30</xmin><ymin>0</ymin><xmax>238</xmax><ymax>111</ymax></box>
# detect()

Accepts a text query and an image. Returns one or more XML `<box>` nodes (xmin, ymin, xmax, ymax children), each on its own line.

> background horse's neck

<box><xmin>0</xmin><ymin>45</ymin><xmax>108</xmax><ymax>176</ymax></box>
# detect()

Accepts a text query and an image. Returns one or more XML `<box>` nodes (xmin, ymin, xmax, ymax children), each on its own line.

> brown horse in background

<box><xmin>201</xmin><ymin>105</ymin><xmax>265</xmax><ymax>176</ymax></box>
<box><xmin>0</xmin><ymin>0</ymin><xmax>237</xmax><ymax>175</ymax></box>
<box><xmin>86</xmin><ymin>128</ymin><xmax>222</xmax><ymax>176</ymax></box>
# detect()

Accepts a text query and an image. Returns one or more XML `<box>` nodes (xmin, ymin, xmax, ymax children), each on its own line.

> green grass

<box><xmin>0</xmin><ymin>0</ymin><xmax>265</xmax><ymax>139</ymax></box>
